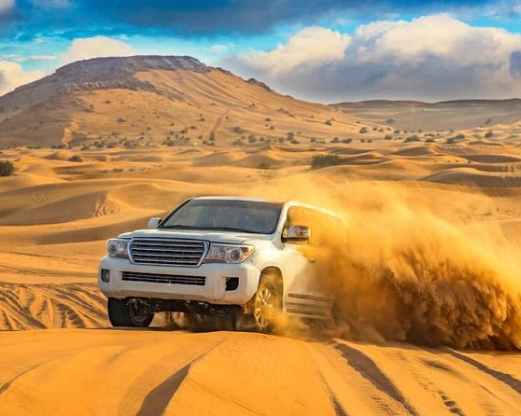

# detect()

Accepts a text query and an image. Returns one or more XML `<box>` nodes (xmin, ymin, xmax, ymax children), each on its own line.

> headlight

<box><xmin>107</xmin><ymin>239</ymin><xmax>130</xmax><ymax>259</ymax></box>
<box><xmin>203</xmin><ymin>243</ymin><xmax>254</xmax><ymax>264</ymax></box>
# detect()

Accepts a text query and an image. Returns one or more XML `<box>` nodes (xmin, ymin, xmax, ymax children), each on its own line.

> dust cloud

<box><xmin>252</xmin><ymin>176</ymin><xmax>521</xmax><ymax>350</ymax></box>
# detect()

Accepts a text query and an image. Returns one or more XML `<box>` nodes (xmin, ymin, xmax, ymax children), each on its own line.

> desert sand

<box><xmin>1</xmin><ymin>140</ymin><xmax>521</xmax><ymax>415</ymax></box>
<box><xmin>1</xmin><ymin>56</ymin><xmax>521</xmax><ymax>415</ymax></box>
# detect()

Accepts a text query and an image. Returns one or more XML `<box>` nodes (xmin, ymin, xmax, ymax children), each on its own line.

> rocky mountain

<box><xmin>0</xmin><ymin>55</ymin><xmax>360</xmax><ymax>147</ymax></box>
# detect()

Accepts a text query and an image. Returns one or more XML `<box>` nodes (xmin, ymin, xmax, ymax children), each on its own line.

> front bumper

<box><xmin>98</xmin><ymin>256</ymin><xmax>261</xmax><ymax>305</ymax></box>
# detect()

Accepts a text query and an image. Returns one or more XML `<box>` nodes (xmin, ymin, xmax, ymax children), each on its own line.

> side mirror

<box><xmin>147</xmin><ymin>217</ymin><xmax>162</xmax><ymax>229</ymax></box>
<box><xmin>283</xmin><ymin>225</ymin><xmax>311</xmax><ymax>241</ymax></box>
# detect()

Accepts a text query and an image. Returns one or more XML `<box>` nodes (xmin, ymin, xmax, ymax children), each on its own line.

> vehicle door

<box><xmin>281</xmin><ymin>206</ymin><xmax>328</xmax><ymax>318</ymax></box>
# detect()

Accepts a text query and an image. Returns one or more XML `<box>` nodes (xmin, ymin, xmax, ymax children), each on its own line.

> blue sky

<box><xmin>0</xmin><ymin>0</ymin><xmax>521</xmax><ymax>101</ymax></box>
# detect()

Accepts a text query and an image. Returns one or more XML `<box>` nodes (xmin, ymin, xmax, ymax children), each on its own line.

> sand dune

<box><xmin>2</xmin><ymin>69</ymin><xmax>521</xmax><ymax>413</ymax></box>
<box><xmin>0</xmin><ymin>283</ymin><xmax>106</xmax><ymax>330</ymax></box>
<box><xmin>0</xmin><ymin>329</ymin><xmax>520</xmax><ymax>415</ymax></box>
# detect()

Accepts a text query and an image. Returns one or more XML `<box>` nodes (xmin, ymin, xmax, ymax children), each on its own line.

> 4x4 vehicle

<box><xmin>98</xmin><ymin>197</ymin><xmax>344</xmax><ymax>332</ymax></box>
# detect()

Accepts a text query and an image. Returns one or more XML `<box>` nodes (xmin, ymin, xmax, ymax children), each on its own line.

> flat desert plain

<box><xmin>1</xmin><ymin>135</ymin><xmax>521</xmax><ymax>415</ymax></box>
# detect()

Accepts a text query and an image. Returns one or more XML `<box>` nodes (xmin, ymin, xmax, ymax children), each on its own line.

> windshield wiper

<box><xmin>201</xmin><ymin>227</ymin><xmax>262</xmax><ymax>233</ymax></box>
<box><xmin>160</xmin><ymin>225</ymin><xmax>265</xmax><ymax>233</ymax></box>
<box><xmin>160</xmin><ymin>225</ymin><xmax>201</xmax><ymax>229</ymax></box>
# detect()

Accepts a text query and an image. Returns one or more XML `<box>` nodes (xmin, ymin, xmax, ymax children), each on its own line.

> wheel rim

<box><xmin>253</xmin><ymin>286</ymin><xmax>277</xmax><ymax>331</ymax></box>
<box><xmin>129</xmin><ymin>302</ymin><xmax>149</xmax><ymax>324</ymax></box>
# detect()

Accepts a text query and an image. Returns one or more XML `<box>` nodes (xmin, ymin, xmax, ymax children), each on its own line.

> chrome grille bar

<box><xmin>122</xmin><ymin>271</ymin><xmax>206</xmax><ymax>286</ymax></box>
<box><xmin>129</xmin><ymin>238</ymin><xmax>208</xmax><ymax>267</ymax></box>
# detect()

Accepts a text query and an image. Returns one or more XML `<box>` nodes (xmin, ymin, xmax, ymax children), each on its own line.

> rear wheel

<box><xmin>234</xmin><ymin>274</ymin><xmax>282</xmax><ymax>333</ymax></box>
<box><xmin>108</xmin><ymin>298</ymin><xmax>154</xmax><ymax>328</ymax></box>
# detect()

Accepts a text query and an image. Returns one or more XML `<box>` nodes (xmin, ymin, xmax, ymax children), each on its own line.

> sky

<box><xmin>0</xmin><ymin>0</ymin><xmax>521</xmax><ymax>101</ymax></box>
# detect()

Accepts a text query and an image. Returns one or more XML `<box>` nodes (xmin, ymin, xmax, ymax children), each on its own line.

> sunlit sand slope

<box><xmin>0</xmin><ymin>330</ymin><xmax>520</xmax><ymax>416</ymax></box>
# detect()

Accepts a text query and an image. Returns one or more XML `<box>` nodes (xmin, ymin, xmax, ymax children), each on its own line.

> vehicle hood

<box><xmin>119</xmin><ymin>229</ymin><xmax>273</xmax><ymax>244</ymax></box>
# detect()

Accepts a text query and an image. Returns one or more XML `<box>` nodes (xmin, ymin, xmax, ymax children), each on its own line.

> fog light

<box><xmin>225</xmin><ymin>277</ymin><xmax>239</xmax><ymax>291</ymax></box>
<box><xmin>100</xmin><ymin>269</ymin><xmax>110</xmax><ymax>283</ymax></box>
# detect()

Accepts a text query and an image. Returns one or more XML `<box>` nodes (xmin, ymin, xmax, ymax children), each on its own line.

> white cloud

<box><xmin>0</xmin><ymin>61</ymin><xmax>44</xmax><ymax>97</ymax></box>
<box><xmin>1</xmin><ymin>54</ymin><xmax>58</xmax><ymax>63</ymax></box>
<box><xmin>240</xmin><ymin>26</ymin><xmax>351</xmax><ymax>75</ymax></box>
<box><xmin>209</xmin><ymin>44</ymin><xmax>230</xmax><ymax>53</ymax></box>
<box><xmin>60</xmin><ymin>36</ymin><xmax>136</xmax><ymax>65</ymax></box>
<box><xmin>230</xmin><ymin>16</ymin><xmax>521</xmax><ymax>101</ymax></box>
<box><xmin>355</xmin><ymin>15</ymin><xmax>521</xmax><ymax>66</ymax></box>
<box><xmin>0</xmin><ymin>0</ymin><xmax>14</xmax><ymax>14</ymax></box>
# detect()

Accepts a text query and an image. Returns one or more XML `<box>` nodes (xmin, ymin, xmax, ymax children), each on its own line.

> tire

<box><xmin>108</xmin><ymin>297</ymin><xmax>154</xmax><ymax>328</ymax></box>
<box><xmin>234</xmin><ymin>273</ymin><xmax>282</xmax><ymax>333</ymax></box>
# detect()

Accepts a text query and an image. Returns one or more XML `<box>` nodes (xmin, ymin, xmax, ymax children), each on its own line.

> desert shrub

<box><xmin>324</xmin><ymin>119</ymin><xmax>333</xmax><ymax>126</ymax></box>
<box><xmin>485</xmin><ymin>130</ymin><xmax>494</xmax><ymax>138</ymax></box>
<box><xmin>69</xmin><ymin>155</ymin><xmax>83</xmax><ymax>162</ymax></box>
<box><xmin>0</xmin><ymin>160</ymin><xmax>14</xmax><ymax>177</ymax></box>
<box><xmin>209</xmin><ymin>132</ymin><xmax>216</xmax><ymax>141</ymax></box>
<box><xmin>232</xmin><ymin>126</ymin><xmax>244</xmax><ymax>134</ymax></box>
<box><xmin>331</xmin><ymin>137</ymin><xmax>340</xmax><ymax>143</ymax></box>
<box><xmin>311</xmin><ymin>154</ymin><xmax>341</xmax><ymax>169</ymax></box>
<box><xmin>342</xmin><ymin>138</ymin><xmax>352</xmax><ymax>144</ymax></box>
<box><xmin>404</xmin><ymin>135</ymin><xmax>421</xmax><ymax>143</ymax></box>
<box><xmin>248</xmin><ymin>135</ymin><xmax>257</xmax><ymax>143</ymax></box>
<box><xmin>359</xmin><ymin>127</ymin><xmax>368</xmax><ymax>134</ymax></box>
<box><xmin>386</xmin><ymin>118</ymin><xmax>395</xmax><ymax>124</ymax></box>
<box><xmin>258</xmin><ymin>162</ymin><xmax>271</xmax><ymax>170</ymax></box>
<box><xmin>116</xmin><ymin>118</ymin><xmax>126</xmax><ymax>123</ymax></box>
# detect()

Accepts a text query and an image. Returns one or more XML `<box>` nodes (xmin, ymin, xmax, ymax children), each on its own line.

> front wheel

<box><xmin>234</xmin><ymin>274</ymin><xmax>282</xmax><ymax>333</ymax></box>
<box><xmin>108</xmin><ymin>298</ymin><xmax>154</xmax><ymax>328</ymax></box>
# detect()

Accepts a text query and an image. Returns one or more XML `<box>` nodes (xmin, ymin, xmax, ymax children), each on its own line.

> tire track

<box><xmin>447</xmin><ymin>349</ymin><xmax>521</xmax><ymax>395</ymax></box>
<box><xmin>0</xmin><ymin>283</ymin><xmax>107</xmax><ymax>330</ymax></box>
<box><xmin>392</xmin><ymin>352</ymin><xmax>467</xmax><ymax>416</ymax></box>
<box><xmin>136</xmin><ymin>341</ymin><xmax>224</xmax><ymax>416</ymax></box>
<box><xmin>332</xmin><ymin>341</ymin><xmax>418</xmax><ymax>416</ymax></box>
<box><xmin>117</xmin><ymin>337</ymin><xmax>226</xmax><ymax>415</ymax></box>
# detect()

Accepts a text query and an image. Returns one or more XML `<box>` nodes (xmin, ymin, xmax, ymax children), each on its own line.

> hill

<box><xmin>335</xmin><ymin>99</ymin><xmax>521</xmax><ymax>131</ymax></box>
<box><xmin>0</xmin><ymin>55</ymin><xmax>366</xmax><ymax>147</ymax></box>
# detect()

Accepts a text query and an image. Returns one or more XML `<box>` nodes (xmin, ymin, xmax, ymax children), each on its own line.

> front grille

<box><xmin>129</xmin><ymin>238</ymin><xmax>207</xmax><ymax>267</ymax></box>
<box><xmin>122</xmin><ymin>271</ymin><xmax>206</xmax><ymax>286</ymax></box>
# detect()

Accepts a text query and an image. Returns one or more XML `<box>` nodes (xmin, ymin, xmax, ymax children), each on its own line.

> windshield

<box><xmin>160</xmin><ymin>199</ymin><xmax>282</xmax><ymax>234</ymax></box>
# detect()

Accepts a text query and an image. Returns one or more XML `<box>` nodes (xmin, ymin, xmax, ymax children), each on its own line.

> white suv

<box><xmin>98</xmin><ymin>197</ymin><xmax>344</xmax><ymax>332</ymax></box>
